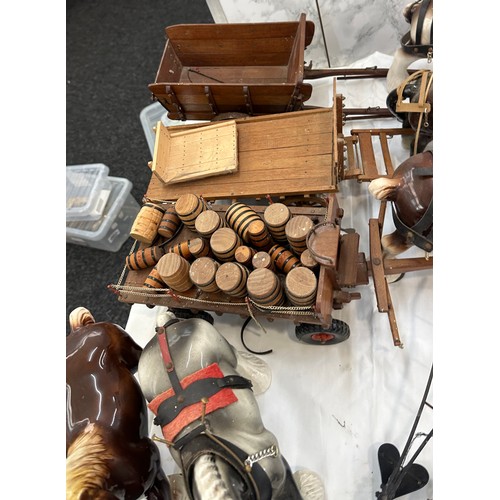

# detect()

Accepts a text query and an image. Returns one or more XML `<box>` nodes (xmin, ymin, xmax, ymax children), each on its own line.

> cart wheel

<box><xmin>169</xmin><ymin>308</ymin><xmax>215</xmax><ymax>325</ymax></box>
<box><xmin>295</xmin><ymin>319</ymin><xmax>350</xmax><ymax>345</ymax></box>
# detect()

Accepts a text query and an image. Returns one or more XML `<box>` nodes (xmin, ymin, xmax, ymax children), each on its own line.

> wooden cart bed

<box><xmin>147</xmin><ymin>106</ymin><xmax>340</xmax><ymax>201</ymax></box>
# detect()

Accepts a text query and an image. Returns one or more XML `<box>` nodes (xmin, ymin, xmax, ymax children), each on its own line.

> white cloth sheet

<box><xmin>125</xmin><ymin>52</ymin><xmax>433</xmax><ymax>499</ymax></box>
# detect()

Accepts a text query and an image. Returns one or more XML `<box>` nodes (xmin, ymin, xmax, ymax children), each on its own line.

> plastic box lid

<box><xmin>66</xmin><ymin>176</ymin><xmax>134</xmax><ymax>241</ymax></box>
<box><xmin>66</xmin><ymin>163</ymin><xmax>111</xmax><ymax>221</ymax></box>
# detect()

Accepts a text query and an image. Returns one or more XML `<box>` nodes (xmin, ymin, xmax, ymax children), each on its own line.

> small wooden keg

<box><xmin>143</xmin><ymin>266</ymin><xmax>166</xmax><ymax>290</ymax></box>
<box><xmin>300</xmin><ymin>248</ymin><xmax>319</xmax><ymax>271</ymax></box>
<box><xmin>175</xmin><ymin>193</ymin><xmax>207</xmax><ymax>230</ymax></box>
<box><xmin>126</xmin><ymin>245</ymin><xmax>165</xmax><ymax>270</ymax></box>
<box><xmin>167</xmin><ymin>239</ymin><xmax>194</xmax><ymax>261</ymax></box>
<box><xmin>234</xmin><ymin>245</ymin><xmax>256</xmax><ymax>267</ymax></box>
<box><xmin>247</xmin><ymin>219</ymin><xmax>273</xmax><ymax>250</ymax></box>
<box><xmin>247</xmin><ymin>268</ymin><xmax>284</xmax><ymax>307</ymax></box>
<box><xmin>285</xmin><ymin>267</ymin><xmax>317</xmax><ymax>307</ymax></box>
<box><xmin>188</xmin><ymin>237</ymin><xmax>211</xmax><ymax>259</ymax></box>
<box><xmin>157</xmin><ymin>205</ymin><xmax>182</xmax><ymax>240</ymax></box>
<box><xmin>225</xmin><ymin>202</ymin><xmax>262</xmax><ymax>242</ymax></box>
<box><xmin>156</xmin><ymin>253</ymin><xmax>193</xmax><ymax>292</ymax></box>
<box><xmin>215</xmin><ymin>262</ymin><xmax>249</xmax><ymax>298</ymax></box>
<box><xmin>252</xmin><ymin>251</ymin><xmax>275</xmax><ymax>271</ymax></box>
<box><xmin>263</xmin><ymin>203</ymin><xmax>291</xmax><ymax>243</ymax></box>
<box><xmin>130</xmin><ymin>203</ymin><xmax>166</xmax><ymax>245</ymax></box>
<box><xmin>285</xmin><ymin>215</ymin><xmax>314</xmax><ymax>256</ymax></box>
<box><xmin>269</xmin><ymin>244</ymin><xmax>301</xmax><ymax>274</ymax></box>
<box><xmin>195</xmin><ymin>209</ymin><xmax>226</xmax><ymax>239</ymax></box>
<box><xmin>189</xmin><ymin>257</ymin><xmax>220</xmax><ymax>293</ymax></box>
<box><xmin>210</xmin><ymin>227</ymin><xmax>242</xmax><ymax>262</ymax></box>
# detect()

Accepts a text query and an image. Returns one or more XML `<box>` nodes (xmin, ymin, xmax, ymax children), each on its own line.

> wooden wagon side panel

<box><xmin>148</xmin><ymin>83</ymin><xmax>313</xmax><ymax>121</ymax></box>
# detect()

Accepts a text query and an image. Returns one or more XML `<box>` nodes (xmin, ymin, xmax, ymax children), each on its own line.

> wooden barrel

<box><xmin>215</xmin><ymin>262</ymin><xmax>249</xmax><ymax>298</ymax></box>
<box><xmin>195</xmin><ymin>209</ymin><xmax>226</xmax><ymax>239</ymax></box>
<box><xmin>300</xmin><ymin>248</ymin><xmax>319</xmax><ymax>271</ymax></box>
<box><xmin>126</xmin><ymin>245</ymin><xmax>165</xmax><ymax>270</ymax></box>
<box><xmin>167</xmin><ymin>239</ymin><xmax>194</xmax><ymax>261</ymax></box>
<box><xmin>189</xmin><ymin>257</ymin><xmax>220</xmax><ymax>293</ymax></box>
<box><xmin>269</xmin><ymin>244</ymin><xmax>301</xmax><ymax>274</ymax></box>
<box><xmin>157</xmin><ymin>205</ymin><xmax>182</xmax><ymax>240</ymax></box>
<box><xmin>234</xmin><ymin>245</ymin><xmax>256</xmax><ymax>267</ymax></box>
<box><xmin>247</xmin><ymin>268</ymin><xmax>284</xmax><ymax>307</ymax></box>
<box><xmin>263</xmin><ymin>203</ymin><xmax>291</xmax><ymax>243</ymax></box>
<box><xmin>130</xmin><ymin>203</ymin><xmax>166</xmax><ymax>245</ymax></box>
<box><xmin>156</xmin><ymin>253</ymin><xmax>193</xmax><ymax>292</ymax></box>
<box><xmin>188</xmin><ymin>237</ymin><xmax>211</xmax><ymax>259</ymax></box>
<box><xmin>285</xmin><ymin>215</ymin><xmax>314</xmax><ymax>256</ymax></box>
<box><xmin>225</xmin><ymin>202</ymin><xmax>262</xmax><ymax>243</ymax></box>
<box><xmin>247</xmin><ymin>219</ymin><xmax>273</xmax><ymax>251</ymax></box>
<box><xmin>210</xmin><ymin>227</ymin><xmax>242</xmax><ymax>262</ymax></box>
<box><xmin>285</xmin><ymin>267</ymin><xmax>317</xmax><ymax>307</ymax></box>
<box><xmin>175</xmin><ymin>193</ymin><xmax>207</xmax><ymax>230</ymax></box>
<box><xmin>143</xmin><ymin>266</ymin><xmax>166</xmax><ymax>290</ymax></box>
<box><xmin>252</xmin><ymin>250</ymin><xmax>275</xmax><ymax>271</ymax></box>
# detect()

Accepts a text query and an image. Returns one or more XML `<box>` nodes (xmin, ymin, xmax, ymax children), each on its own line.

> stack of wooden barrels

<box><xmin>127</xmin><ymin>194</ymin><xmax>321</xmax><ymax>309</ymax></box>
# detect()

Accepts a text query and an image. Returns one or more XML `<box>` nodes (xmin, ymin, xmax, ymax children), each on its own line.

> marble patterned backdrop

<box><xmin>206</xmin><ymin>0</ymin><xmax>411</xmax><ymax>67</ymax></box>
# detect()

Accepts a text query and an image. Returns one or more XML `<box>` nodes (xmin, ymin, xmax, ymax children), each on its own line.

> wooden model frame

<box><xmin>112</xmin><ymin>88</ymin><xmax>432</xmax><ymax>346</ymax></box>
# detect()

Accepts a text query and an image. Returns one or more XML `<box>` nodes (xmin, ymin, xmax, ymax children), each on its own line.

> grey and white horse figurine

<box><xmin>137</xmin><ymin>307</ymin><xmax>324</xmax><ymax>500</ymax></box>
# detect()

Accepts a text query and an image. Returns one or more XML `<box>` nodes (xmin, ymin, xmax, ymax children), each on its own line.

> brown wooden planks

<box><xmin>146</xmin><ymin>108</ymin><xmax>337</xmax><ymax>200</ymax></box>
<box><xmin>151</xmin><ymin>121</ymin><xmax>238</xmax><ymax>185</ymax></box>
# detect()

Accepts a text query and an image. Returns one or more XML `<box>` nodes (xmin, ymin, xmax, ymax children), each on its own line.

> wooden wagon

<box><xmin>111</xmin><ymin>89</ymin><xmax>431</xmax><ymax>347</ymax></box>
<box><xmin>149</xmin><ymin>14</ymin><xmax>390</xmax><ymax>122</ymax></box>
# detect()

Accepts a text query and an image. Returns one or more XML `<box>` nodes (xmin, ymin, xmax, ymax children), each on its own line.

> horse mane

<box><xmin>66</xmin><ymin>423</ymin><xmax>115</xmax><ymax>500</ymax></box>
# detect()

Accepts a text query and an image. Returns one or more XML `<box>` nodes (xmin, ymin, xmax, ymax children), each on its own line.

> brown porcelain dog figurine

<box><xmin>66</xmin><ymin>307</ymin><xmax>172</xmax><ymax>500</ymax></box>
<box><xmin>368</xmin><ymin>142</ymin><xmax>433</xmax><ymax>256</ymax></box>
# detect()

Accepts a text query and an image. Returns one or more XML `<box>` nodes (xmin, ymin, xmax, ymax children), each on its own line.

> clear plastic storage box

<box><xmin>66</xmin><ymin>163</ymin><xmax>111</xmax><ymax>221</ymax></box>
<box><xmin>66</xmin><ymin>176</ymin><xmax>140</xmax><ymax>252</ymax></box>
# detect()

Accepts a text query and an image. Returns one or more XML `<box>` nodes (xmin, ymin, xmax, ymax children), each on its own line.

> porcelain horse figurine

<box><xmin>368</xmin><ymin>142</ymin><xmax>433</xmax><ymax>257</ymax></box>
<box><xmin>386</xmin><ymin>0</ymin><xmax>433</xmax><ymax>93</ymax></box>
<box><xmin>66</xmin><ymin>307</ymin><xmax>172</xmax><ymax>500</ymax></box>
<box><xmin>137</xmin><ymin>307</ymin><xmax>325</xmax><ymax>500</ymax></box>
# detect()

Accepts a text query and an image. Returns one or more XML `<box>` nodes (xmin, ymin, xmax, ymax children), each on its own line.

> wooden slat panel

<box><xmin>166</xmin><ymin>22</ymin><xmax>300</xmax><ymax>41</ymax></box>
<box><xmin>368</xmin><ymin>218</ymin><xmax>388</xmax><ymax>311</ymax></box>
<box><xmin>152</xmin><ymin>121</ymin><xmax>238</xmax><ymax>185</ymax></box>
<box><xmin>178</xmin><ymin>66</ymin><xmax>289</xmax><ymax>84</ymax></box>
<box><xmin>357</xmin><ymin>131</ymin><xmax>379</xmax><ymax>180</ymax></box>
<box><xmin>379</xmin><ymin>132</ymin><xmax>394</xmax><ymax>176</ymax></box>
<box><xmin>343</xmin><ymin>136</ymin><xmax>362</xmax><ymax>178</ymax></box>
<box><xmin>173</xmin><ymin>53</ymin><xmax>295</xmax><ymax>67</ymax></box>
<box><xmin>337</xmin><ymin>233</ymin><xmax>360</xmax><ymax>287</ymax></box>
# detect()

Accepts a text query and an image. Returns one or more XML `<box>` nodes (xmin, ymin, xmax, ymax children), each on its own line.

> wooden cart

<box><xmin>110</xmin><ymin>91</ymin><xmax>431</xmax><ymax>347</ymax></box>
<box><xmin>149</xmin><ymin>14</ymin><xmax>390</xmax><ymax>121</ymax></box>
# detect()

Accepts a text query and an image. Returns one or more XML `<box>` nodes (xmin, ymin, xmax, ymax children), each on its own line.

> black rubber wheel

<box><xmin>295</xmin><ymin>319</ymin><xmax>350</xmax><ymax>345</ymax></box>
<box><xmin>169</xmin><ymin>308</ymin><xmax>215</xmax><ymax>325</ymax></box>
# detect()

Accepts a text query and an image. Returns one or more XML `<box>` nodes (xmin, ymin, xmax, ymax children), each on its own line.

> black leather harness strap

<box><xmin>154</xmin><ymin>374</ymin><xmax>252</xmax><ymax>427</ymax></box>
<box><xmin>154</xmin><ymin>318</ymin><xmax>253</xmax><ymax>426</ymax></box>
